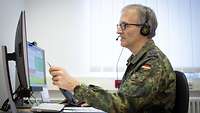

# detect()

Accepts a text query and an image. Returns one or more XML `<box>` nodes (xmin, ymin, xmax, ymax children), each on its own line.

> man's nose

<box><xmin>116</xmin><ymin>27</ymin><xmax>123</xmax><ymax>34</ymax></box>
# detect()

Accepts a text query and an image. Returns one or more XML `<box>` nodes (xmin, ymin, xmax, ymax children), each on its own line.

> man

<box><xmin>49</xmin><ymin>4</ymin><xmax>176</xmax><ymax>113</ymax></box>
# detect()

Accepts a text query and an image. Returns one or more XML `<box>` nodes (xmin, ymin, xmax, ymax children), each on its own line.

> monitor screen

<box><xmin>27</xmin><ymin>43</ymin><xmax>46</xmax><ymax>91</ymax></box>
<box><xmin>15</xmin><ymin>11</ymin><xmax>30</xmax><ymax>91</ymax></box>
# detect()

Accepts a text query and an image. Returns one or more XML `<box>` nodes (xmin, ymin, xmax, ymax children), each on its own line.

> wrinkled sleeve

<box><xmin>74</xmin><ymin>84</ymin><xmax>129</xmax><ymax>113</ymax></box>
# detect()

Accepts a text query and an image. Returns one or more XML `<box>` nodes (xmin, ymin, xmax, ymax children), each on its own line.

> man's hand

<box><xmin>49</xmin><ymin>66</ymin><xmax>80</xmax><ymax>91</ymax></box>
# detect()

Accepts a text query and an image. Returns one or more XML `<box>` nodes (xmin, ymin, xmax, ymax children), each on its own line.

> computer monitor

<box><xmin>14</xmin><ymin>11</ymin><xmax>31</xmax><ymax>98</ymax></box>
<box><xmin>27</xmin><ymin>42</ymin><xmax>46</xmax><ymax>91</ymax></box>
<box><xmin>0</xmin><ymin>11</ymin><xmax>31</xmax><ymax>109</ymax></box>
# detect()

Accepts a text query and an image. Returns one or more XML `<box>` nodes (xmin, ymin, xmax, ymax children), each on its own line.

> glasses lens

<box><xmin>117</xmin><ymin>23</ymin><xmax>126</xmax><ymax>30</ymax></box>
<box><xmin>121</xmin><ymin>23</ymin><xmax>126</xmax><ymax>30</ymax></box>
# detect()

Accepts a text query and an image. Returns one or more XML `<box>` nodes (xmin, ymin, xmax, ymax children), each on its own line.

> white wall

<box><xmin>0</xmin><ymin>0</ymin><xmax>24</xmax><ymax>107</ymax></box>
<box><xmin>24</xmin><ymin>0</ymin><xmax>91</xmax><ymax>74</ymax></box>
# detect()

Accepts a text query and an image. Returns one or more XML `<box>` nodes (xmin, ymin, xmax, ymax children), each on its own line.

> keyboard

<box><xmin>31</xmin><ymin>103</ymin><xmax>65</xmax><ymax>112</ymax></box>
<box><xmin>63</xmin><ymin>107</ymin><xmax>106</xmax><ymax>113</ymax></box>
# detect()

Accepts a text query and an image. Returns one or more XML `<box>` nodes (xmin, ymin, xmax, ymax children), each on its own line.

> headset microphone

<box><xmin>116</xmin><ymin>36</ymin><xmax>120</xmax><ymax>41</ymax></box>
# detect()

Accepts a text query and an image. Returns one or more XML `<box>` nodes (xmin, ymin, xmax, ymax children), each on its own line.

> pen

<box><xmin>48</xmin><ymin>62</ymin><xmax>52</xmax><ymax>68</ymax></box>
<box><xmin>48</xmin><ymin>62</ymin><xmax>54</xmax><ymax>77</ymax></box>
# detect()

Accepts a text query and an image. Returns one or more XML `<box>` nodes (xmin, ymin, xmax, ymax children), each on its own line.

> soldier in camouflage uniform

<box><xmin>49</xmin><ymin>4</ymin><xmax>176</xmax><ymax>113</ymax></box>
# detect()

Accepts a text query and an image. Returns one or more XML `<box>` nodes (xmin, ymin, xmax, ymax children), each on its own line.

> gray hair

<box><xmin>122</xmin><ymin>4</ymin><xmax>158</xmax><ymax>38</ymax></box>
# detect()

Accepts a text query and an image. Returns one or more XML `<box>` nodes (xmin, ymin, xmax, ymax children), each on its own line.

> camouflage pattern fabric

<box><xmin>74</xmin><ymin>40</ymin><xmax>176</xmax><ymax>113</ymax></box>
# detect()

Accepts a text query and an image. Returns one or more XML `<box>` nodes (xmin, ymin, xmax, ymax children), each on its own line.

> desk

<box><xmin>0</xmin><ymin>107</ymin><xmax>107</xmax><ymax>113</ymax></box>
<box><xmin>0</xmin><ymin>108</ymin><xmax>31</xmax><ymax>113</ymax></box>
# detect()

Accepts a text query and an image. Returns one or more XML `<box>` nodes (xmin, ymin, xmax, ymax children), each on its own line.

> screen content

<box><xmin>28</xmin><ymin>44</ymin><xmax>46</xmax><ymax>86</ymax></box>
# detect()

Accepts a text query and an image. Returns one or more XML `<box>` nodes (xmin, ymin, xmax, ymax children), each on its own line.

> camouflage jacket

<box><xmin>74</xmin><ymin>40</ymin><xmax>176</xmax><ymax>113</ymax></box>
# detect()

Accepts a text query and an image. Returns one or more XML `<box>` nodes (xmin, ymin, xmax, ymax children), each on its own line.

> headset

<box><xmin>140</xmin><ymin>7</ymin><xmax>151</xmax><ymax>36</ymax></box>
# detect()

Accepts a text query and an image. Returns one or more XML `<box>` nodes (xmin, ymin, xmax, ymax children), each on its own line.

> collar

<box><xmin>126</xmin><ymin>40</ymin><xmax>156</xmax><ymax>66</ymax></box>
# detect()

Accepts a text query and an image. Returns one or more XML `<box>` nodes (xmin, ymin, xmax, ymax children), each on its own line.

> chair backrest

<box><xmin>174</xmin><ymin>70</ymin><xmax>189</xmax><ymax>113</ymax></box>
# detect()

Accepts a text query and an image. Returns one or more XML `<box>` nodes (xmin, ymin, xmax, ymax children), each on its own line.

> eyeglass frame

<box><xmin>117</xmin><ymin>22</ymin><xmax>143</xmax><ymax>31</ymax></box>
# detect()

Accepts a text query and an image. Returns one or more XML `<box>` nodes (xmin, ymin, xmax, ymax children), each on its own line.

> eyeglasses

<box><xmin>117</xmin><ymin>22</ymin><xmax>143</xmax><ymax>31</ymax></box>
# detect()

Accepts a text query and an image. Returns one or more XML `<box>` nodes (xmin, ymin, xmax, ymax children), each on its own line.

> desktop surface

<box><xmin>31</xmin><ymin>102</ymin><xmax>106</xmax><ymax>113</ymax></box>
<box><xmin>0</xmin><ymin>107</ymin><xmax>107</xmax><ymax>113</ymax></box>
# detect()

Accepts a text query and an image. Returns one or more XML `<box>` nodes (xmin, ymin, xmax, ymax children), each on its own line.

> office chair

<box><xmin>173</xmin><ymin>71</ymin><xmax>189</xmax><ymax>113</ymax></box>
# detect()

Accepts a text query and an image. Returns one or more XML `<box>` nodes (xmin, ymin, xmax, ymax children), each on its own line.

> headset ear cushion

<box><xmin>140</xmin><ymin>24</ymin><xmax>150</xmax><ymax>36</ymax></box>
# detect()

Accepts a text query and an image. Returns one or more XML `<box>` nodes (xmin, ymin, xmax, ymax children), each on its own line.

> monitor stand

<box><xmin>1</xmin><ymin>46</ymin><xmax>32</xmax><ymax>110</ymax></box>
<box><xmin>1</xmin><ymin>46</ymin><xmax>17</xmax><ymax>113</ymax></box>
<box><xmin>13</xmin><ymin>86</ymin><xmax>32</xmax><ymax>109</ymax></box>
<box><xmin>15</xmin><ymin>98</ymin><xmax>32</xmax><ymax>109</ymax></box>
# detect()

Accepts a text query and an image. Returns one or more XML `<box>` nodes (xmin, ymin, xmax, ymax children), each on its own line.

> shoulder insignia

<box><xmin>141</xmin><ymin>64</ymin><xmax>151</xmax><ymax>70</ymax></box>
